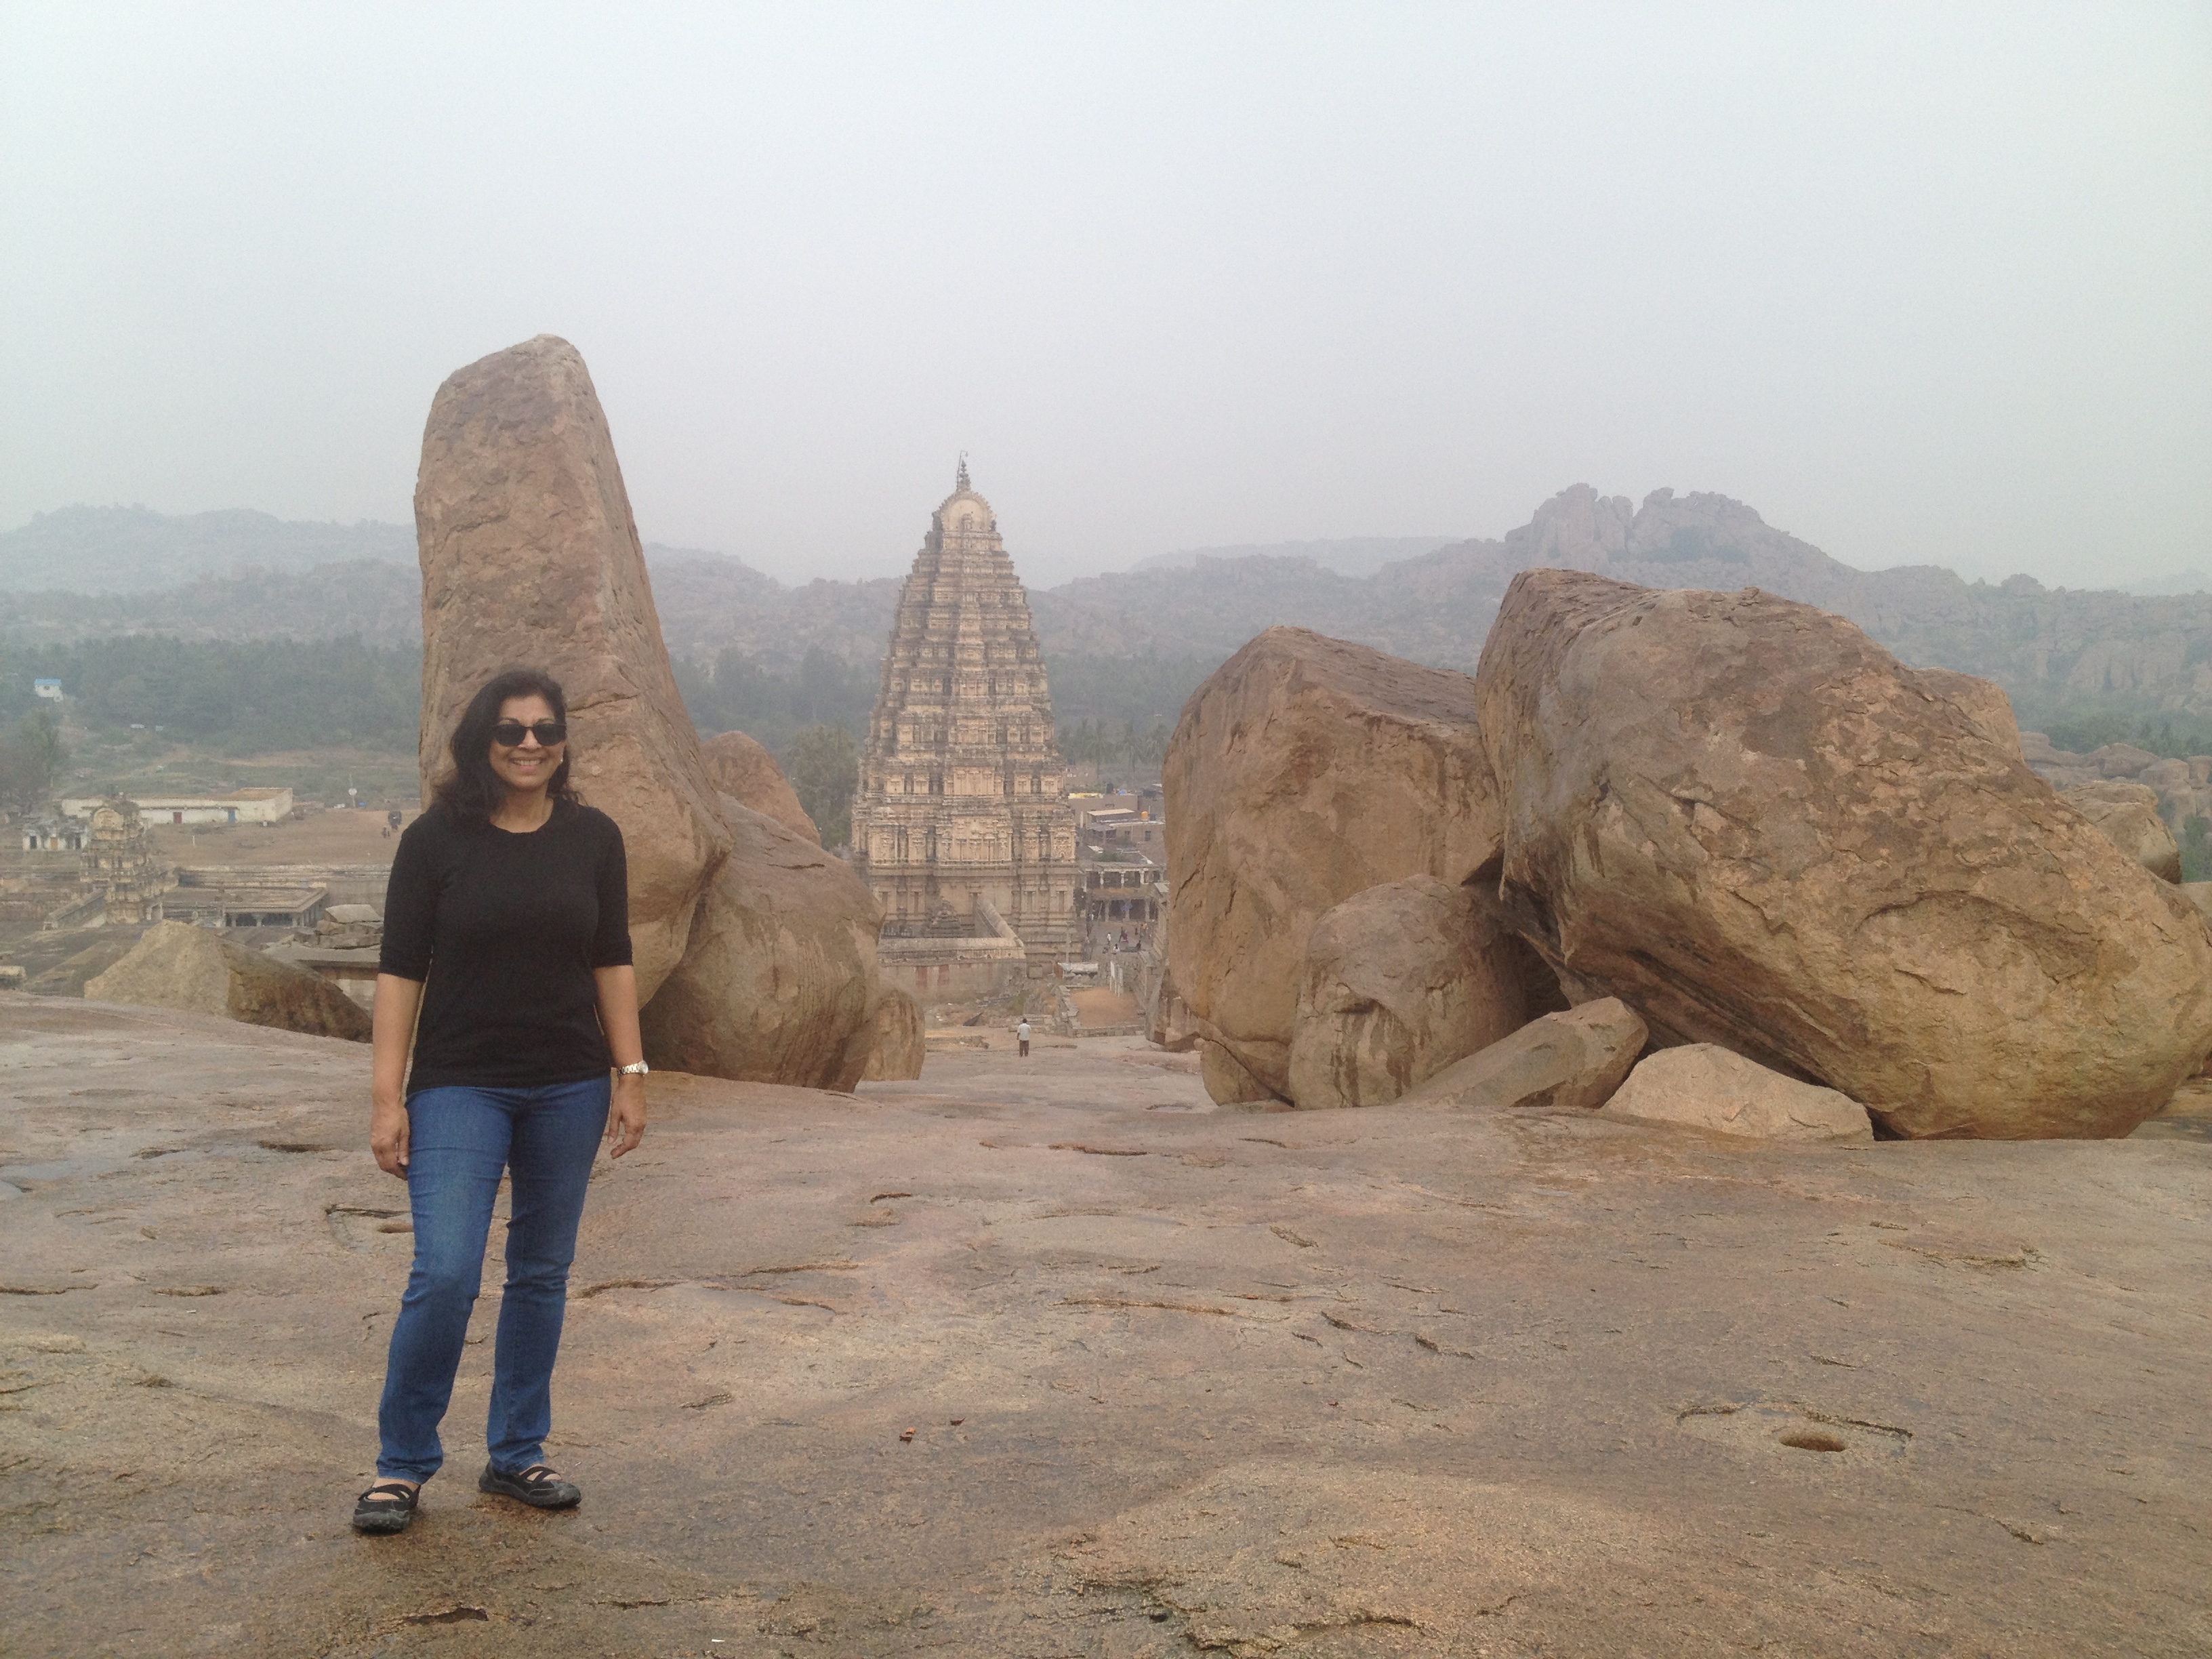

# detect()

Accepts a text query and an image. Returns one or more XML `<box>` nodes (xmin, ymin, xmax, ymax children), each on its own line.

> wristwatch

<box><xmin>615</xmin><ymin>1061</ymin><xmax>650</xmax><ymax>1078</ymax></box>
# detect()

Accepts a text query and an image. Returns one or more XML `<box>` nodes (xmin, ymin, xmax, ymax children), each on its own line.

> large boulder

<box><xmin>638</xmin><ymin>797</ymin><xmax>881</xmax><ymax>1092</ymax></box>
<box><xmin>85</xmin><ymin>922</ymin><xmax>371</xmax><ymax>1042</ymax></box>
<box><xmin>1398</xmin><ymin>998</ymin><xmax>1647</xmax><ymax>1113</ymax></box>
<box><xmin>413</xmin><ymin>335</ymin><xmax>731</xmax><ymax>1002</ymax></box>
<box><xmin>1600</xmin><ymin>1046</ymin><xmax>1873</xmax><ymax>1144</ymax></box>
<box><xmin>862</xmin><ymin>987</ymin><xmax>924</xmax><ymax>1082</ymax></box>
<box><xmin>701</xmin><ymin>730</ymin><xmax>819</xmax><ymax>844</ymax></box>
<box><xmin>1911</xmin><ymin>668</ymin><xmax>2021</xmax><ymax>756</ymax></box>
<box><xmin>2061</xmin><ymin>781</ymin><xmax>2183</xmax><ymax>883</ymax></box>
<box><xmin>1200</xmin><ymin>1040</ymin><xmax>1277</xmax><ymax>1107</ymax></box>
<box><xmin>1475</xmin><ymin>570</ymin><xmax>2212</xmax><ymax>1139</ymax></box>
<box><xmin>1284</xmin><ymin>876</ymin><xmax>1526</xmax><ymax>1109</ymax></box>
<box><xmin>1166</xmin><ymin>628</ymin><xmax>1506</xmax><ymax>1102</ymax></box>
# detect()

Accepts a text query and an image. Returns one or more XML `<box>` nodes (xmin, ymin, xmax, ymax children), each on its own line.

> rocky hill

<box><xmin>0</xmin><ymin>505</ymin><xmax>413</xmax><ymax>592</ymax></box>
<box><xmin>9</xmin><ymin>490</ymin><xmax>2212</xmax><ymax>725</ymax></box>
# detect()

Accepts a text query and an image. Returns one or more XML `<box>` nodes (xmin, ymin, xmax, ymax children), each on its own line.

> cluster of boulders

<box><xmin>1164</xmin><ymin>572</ymin><xmax>2212</xmax><ymax>1139</ymax></box>
<box><xmin>2020</xmin><ymin>732</ymin><xmax>2201</xmax><ymax>890</ymax></box>
<box><xmin>81</xmin><ymin>336</ymin><xmax>919</xmax><ymax>1090</ymax></box>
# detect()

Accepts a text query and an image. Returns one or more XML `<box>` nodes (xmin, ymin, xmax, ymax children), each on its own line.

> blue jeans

<box><xmin>376</xmin><ymin>1076</ymin><xmax>609</xmax><ymax>1482</ymax></box>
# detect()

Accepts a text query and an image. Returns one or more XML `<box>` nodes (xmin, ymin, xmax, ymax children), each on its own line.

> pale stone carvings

<box><xmin>1164</xmin><ymin>628</ymin><xmax>1504</xmax><ymax>1105</ymax></box>
<box><xmin>86</xmin><ymin>921</ymin><xmax>371</xmax><ymax>1042</ymax></box>
<box><xmin>849</xmin><ymin>466</ymin><xmax>1080</xmax><ymax>962</ymax></box>
<box><xmin>413</xmin><ymin>335</ymin><xmax>730</xmax><ymax>1003</ymax></box>
<box><xmin>1473</xmin><ymin>569</ymin><xmax>2212</xmax><ymax>1139</ymax></box>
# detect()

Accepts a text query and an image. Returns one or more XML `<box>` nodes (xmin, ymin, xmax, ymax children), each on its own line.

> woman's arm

<box><xmin>370</xmin><ymin>972</ymin><xmax>425</xmax><ymax>1176</ymax></box>
<box><xmin>595</xmin><ymin>964</ymin><xmax>646</xmax><ymax>1158</ymax></box>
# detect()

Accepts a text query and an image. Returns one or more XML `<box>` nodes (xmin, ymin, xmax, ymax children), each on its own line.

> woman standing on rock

<box><xmin>351</xmin><ymin>666</ymin><xmax>649</xmax><ymax>1536</ymax></box>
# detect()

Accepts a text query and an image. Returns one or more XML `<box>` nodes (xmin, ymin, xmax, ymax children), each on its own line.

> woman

<box><xmin>352</xmin><ymin>667</ymin><xmax>649</xmax><ymax>1535</ymax></box>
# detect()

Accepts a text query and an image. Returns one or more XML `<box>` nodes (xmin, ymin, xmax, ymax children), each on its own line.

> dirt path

<box><xmin>5</xmin><ymin>996</ymin><xmax>2209</xmax><ymax>1655</ymax></box>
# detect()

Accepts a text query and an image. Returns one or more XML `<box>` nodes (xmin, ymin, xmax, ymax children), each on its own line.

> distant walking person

<box><xmin>351</xmin><ymin>668</ymin><xmax>649</xmax><ymax>1536</ymax></box>
<box><xmin>1017</xmin><ymin>1018</ymin><xmax>1031</xmax><ymax>1058</ymax></box>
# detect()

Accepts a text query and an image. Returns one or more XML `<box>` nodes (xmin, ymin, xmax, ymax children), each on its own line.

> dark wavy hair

<box><xmin>431</xmin><ymin>666</ymin><xmax>579</xmax><ymax>828</ymax></box>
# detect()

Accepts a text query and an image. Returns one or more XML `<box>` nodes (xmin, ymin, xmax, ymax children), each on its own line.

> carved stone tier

<box><xmin>851</xmin><ymin>466</ymin><xmax>1080</xmax><ymax>966</ymax></box>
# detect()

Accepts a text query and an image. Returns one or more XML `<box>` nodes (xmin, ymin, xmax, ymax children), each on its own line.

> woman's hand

<box><xmin>371</xmin><ymin>1092</ymin><xmax>411</xmax><ymax>1176</ymax></box>
<box><xmin>369</xmin><ymin>974</ymin><xmax>426</xmax><ymax>1179</ymax></box>
<box><xmin>607</xmin><ymin>1073</ymin><xmax>647</xmax><ymax>1158</ymax></box>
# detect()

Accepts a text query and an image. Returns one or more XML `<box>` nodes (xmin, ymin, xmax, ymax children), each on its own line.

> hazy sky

<box><xmin>3</xmin><ymin>3</ymin><xmax>2207</xmax><ymax>588</ymax></box>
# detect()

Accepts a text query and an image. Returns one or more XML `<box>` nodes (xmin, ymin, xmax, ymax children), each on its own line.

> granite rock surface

<box><xmin>638</xmin><ymin>797</ymin><xmax>880</xmax><ymax>1092</ymax></box>
<box><xmin>5</xmin><ymin>995</ymin><xmax>2210</xmax><ymax>1655</ymax></box>
<box><xmin>1285</xmin><ymin>875</ymin><xmax>1526</xmax><ymax>1110</ymax></box>
<box><xmin>1398</xmin><ymin>996</ymin><xmax>1647</xmax><ymax>1113</ymax></box>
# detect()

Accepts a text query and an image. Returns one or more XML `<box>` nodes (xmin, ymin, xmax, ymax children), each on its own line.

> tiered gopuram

<box><xmin>852</xmin><ymin>465</ymin><xmax>1080</xmax><ymax>970</ymax></box>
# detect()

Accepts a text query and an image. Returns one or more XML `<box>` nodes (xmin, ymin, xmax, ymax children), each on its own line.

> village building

<box><xmin>60</xmin><ymin>786</ymin><xmax>293</xmax><ymax>828</ymax></box>
<box><xmin>20</xmin><ymin>815</ymin><xmax>85</xmax><ymax>852</ymax></box>
<box><xmin>851</xmin><ymin>464</ymin><xmax>1081</xmax><ymax>998</ymax></box>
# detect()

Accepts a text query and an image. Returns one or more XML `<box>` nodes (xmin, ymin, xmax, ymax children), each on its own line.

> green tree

<box><xmin>783</xmin><ymin>723</ymin><xmax>859</xmax><ymax>848</ymax></box>
<box><xmin>0</xmin><ymin>710</ymin><xmax>67</xmax><ymax>813</ymax></box>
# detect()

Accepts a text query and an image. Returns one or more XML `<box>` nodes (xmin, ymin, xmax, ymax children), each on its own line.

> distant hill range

<box><xmin>7</xmin><ymin>489</ymin><xmax>2212</xmax><ymax>720</ymax></box>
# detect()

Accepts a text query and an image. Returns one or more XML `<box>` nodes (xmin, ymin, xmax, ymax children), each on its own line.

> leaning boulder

<box><xmin>638</xmin><ymin>797</ymin><xmax>881</xmax><ymax>1091</ymax></box>
<box><xmin>2061</xmin><ymin>781</ymin><xmax>2183</xmax><ymax>884</ymax></box>
<box><xmin>85</xmin><ymin>922</ymin><xmax>371</xmax><ymax>1042</ymax></box>
<box><xmin>1600</xmin><ymin>1046</ymin><xmax>1873</xmax><ymax>1144</ymax></box>
<box><xmin>1475</xmin><ymin>570</ymin><xmax>2212</xmax><ymax>1139</ymax></box>
<box><xmin>1398</xmin><ymin>998</ymin><xmax>1646</xmax><ymax>1113</ymax></box>
<box><xmin>862</xmin><ymin>987</ymin><xmax>924</xmax><ymax>1082</ymax></box>
<box><xmin>1166</xmin><ymin>628</ymin><xmax>1505</xmax><ymax>1101</ymax></box>
<box><xmin>1201</xmin><ymin>1039</ymin><xmax>1279</xmax><ymax>1107</ymax></box>
<box><xmin>1285</xmin><ymin>876</ymin><xmax>1525</xmax><ymax>1109</ymax></box>
<box><xmin>414</xmin><ymin>335</ymin><xmax>731</xmax><ymax>1002</ymax></box>
<box><xmin>701</xmin><ymin>730</ymin><xmax>819</xmax><ymax>845</ymax></box>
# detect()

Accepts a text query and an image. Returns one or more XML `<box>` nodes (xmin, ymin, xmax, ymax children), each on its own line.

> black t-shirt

<box><xmin>379</xmin><ymin>800</ymin><xmax>634</xmax><ymax>1094</ymax></box>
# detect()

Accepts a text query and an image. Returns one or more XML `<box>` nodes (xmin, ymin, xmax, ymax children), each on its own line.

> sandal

<box><xmin>351</xmin><ymin>1479</ymin><xmax>419</xmax><ymax>1534</ymax></box>
<box><xmin>478</xmin><ymin>1461</ymin><xmax>581</xmax><ymax>1509</ymax></box>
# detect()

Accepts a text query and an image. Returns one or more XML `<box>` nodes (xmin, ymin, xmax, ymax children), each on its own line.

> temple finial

<box><xmin>956</xmin><ymin>451</ymin><xmax>970</xmax><ymax>493</ymax></box>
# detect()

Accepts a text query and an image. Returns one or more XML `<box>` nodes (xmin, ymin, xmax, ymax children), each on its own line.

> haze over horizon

<box><xmin>3</xmin><ymin>3</ymin><xmax>2206</xmax><ymax>592</ymax></box>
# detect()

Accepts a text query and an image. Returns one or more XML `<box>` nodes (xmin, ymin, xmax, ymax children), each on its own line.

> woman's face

<box><xmin>487</xmin><ymin>693</ymin><xmax>565</xmax><ymax>797</ymax></box>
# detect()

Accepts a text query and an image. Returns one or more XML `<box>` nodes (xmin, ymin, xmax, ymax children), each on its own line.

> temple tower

<box><xmin>852</xmin><ymin>465</ymin><xmax>1080</xmax><ymax>966</ymax></box>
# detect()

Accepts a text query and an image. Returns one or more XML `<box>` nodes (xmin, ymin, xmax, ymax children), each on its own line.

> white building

<box><xmin>33</xmin><ymin>678</ymin><xmax>62</xmax><ymax>701</ymax></box>
<box><xmin>61</xmin><ymin>786</ymin><xmax>293</xmax><ymax>827</ymax></box>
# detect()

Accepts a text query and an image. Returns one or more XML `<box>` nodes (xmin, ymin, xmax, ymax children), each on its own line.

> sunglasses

<box><xmin>491</xmin><ymin>720</ymin><xmax>568</xmax><ymax>747</ymax></box>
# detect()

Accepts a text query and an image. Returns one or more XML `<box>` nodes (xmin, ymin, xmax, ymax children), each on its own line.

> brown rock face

<box><xmin>1399</xmin><ymin>998</ymin><xmax>1647</xmax><ymax>1113</ymax></box>
<box><xmin>1165</xmin><ymin>628</ymin><xmax>1505</xmax><ymax>1099</ymax></box>
<box><xmin>1475</xmin><ymin>569</ymin><xmax>2212</xmax><ymax>1139</ymax></box>
<box><xmin>2061</xmin><ymin>781</ymin><xmax>2183</xmax><ymax>883</ymax></box>
<box><xmin>1601</xmin><ymin>1046</ymin><xmax>1873</xmax><ymax>1143</ymax></box>
<box><xmin>1200</xmin><ymin>1038</ymin><xmax>1277</xmax><ymax>1106</ymax></box>
<box><xmin>1910</xmin><ymin>667</ymin><xmax>2021</xmax><ymax>756</ymax></box>
<box><xmin>84</xmin><ymin>922</ymin><xmax>370</xmax><ymax>1042</ymax></box>
<box><xmin>1285</xmin><ymin>876</ymin><xmax>1526</xmax><ymax>1109</ymax></box>
<box><xmin>413</xmin><ymin>335</ymin><xmax>731</xmax><ymax>1002</ymax></box>
<box><xmin>638</xmin><ymin>797</ymin><xmax>880</xmax><ymax>1092</ymax></box>
<box><xmin>863</xmin><ymin>987</ymin><xmax>924</xmax><ymax>1082</ymax></box>
<box><xmin>700</xmin><ymin>730</ymin><xmax>819</xmax><ymax>844</ymax></box>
